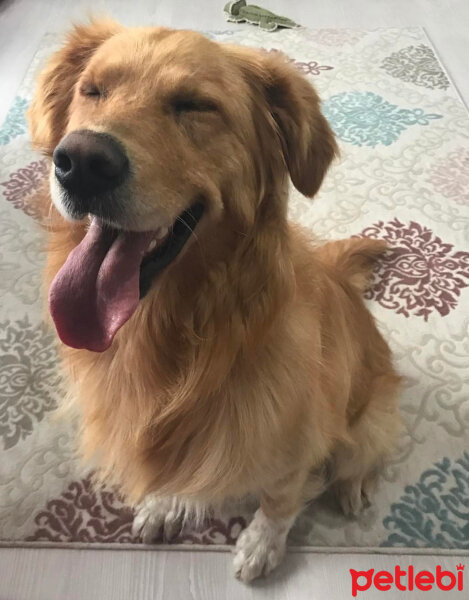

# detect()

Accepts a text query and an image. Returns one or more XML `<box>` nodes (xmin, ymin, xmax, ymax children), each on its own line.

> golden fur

<box><xmin>29</xmin><ymin>19</ymin><xmax>401</xmax><ymax>576</ymax></box>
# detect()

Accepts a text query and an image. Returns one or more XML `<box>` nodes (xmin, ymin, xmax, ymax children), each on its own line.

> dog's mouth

<box><xmin>49</xmin><ymin>202</ymin><xmax>204</xmax><ymax>352</ymax></box>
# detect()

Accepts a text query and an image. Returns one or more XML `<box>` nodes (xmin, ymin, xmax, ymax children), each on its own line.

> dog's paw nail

<box><xmin>163</xmin><ymin>511</ymin><xmax>183</xmax><ymax>541</ymax></box>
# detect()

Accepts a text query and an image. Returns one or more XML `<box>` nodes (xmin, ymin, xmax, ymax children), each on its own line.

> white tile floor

<box><xmin>1</xmin><ymin>1</ymin><xmax>468</xmax><ymax>597</ymax></box>
<box><xmin>1</xmin><ymin>546</ymin><xmax>468</xmax><ymax>599</ymax></box>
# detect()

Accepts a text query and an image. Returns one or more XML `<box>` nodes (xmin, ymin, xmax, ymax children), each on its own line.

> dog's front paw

<box><xmin>233</xmin><ymin>509</ymin><xmax>291</xmax><ymax>583</ymax></box>
<box><xmin>132</xmin><ymin>495</ymin><xmax>183</xmax><ymax>543</ymax></box>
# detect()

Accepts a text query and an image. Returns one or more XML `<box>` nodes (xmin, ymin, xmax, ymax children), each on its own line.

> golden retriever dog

<box><xmin>28</xmin><ymin>19</ymin><xmax>401</xmax><ymax>582</ymax></box>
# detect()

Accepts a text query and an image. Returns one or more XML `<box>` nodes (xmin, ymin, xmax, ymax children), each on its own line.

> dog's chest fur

<box><xmin>62</xmin><ymin>286</ymin><xmax>329</xmax><ymax>505</ymax></box>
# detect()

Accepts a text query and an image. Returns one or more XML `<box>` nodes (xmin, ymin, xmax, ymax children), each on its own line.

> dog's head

<box><xmin>30</xmin><ymin>20</ymin><xmax>337</xmax><ymax>351</ymax></box>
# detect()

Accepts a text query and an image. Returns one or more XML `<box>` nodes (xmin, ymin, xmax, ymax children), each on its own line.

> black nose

<box><xmin>53</xmin><ymin>130</ymin><xmax>129</xmax><ymax>198</ymax></box>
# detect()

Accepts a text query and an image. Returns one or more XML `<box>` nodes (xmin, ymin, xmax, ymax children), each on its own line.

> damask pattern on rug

<box><xmin>1</xmin><ymin>159</ymin><xmax>49</xmax><ymax>221</ymax></box>
<box><xmin>27</xmin><ymin>475</ymin><xmax>136</xmax><ymax>543</ymax></box>
<box><xmin>28</xmin><ymin>474</ymin><xmax>248</xmax><ymax>545</ymax></box>
<box><xmin>309</xmin><ymin>28</ymin><xmax>366</xmax><ymax>46</ymax></box>
<box><xmin>361</xmin><ymin>219</ymin><xmax>469</xmax><ymax>320</ymax></box>
<box><xmin>428</xmin><ymin>148</ymin><xmax>469</xmax><ymax>206</ymax></box>
<box><xmin>0</xmin><ymin>208</ymin><xmax>45</xmax><ymax>306</ymax></box>
<box><xmin>0</xmin><ymin>317</ymin><xmax>60</xmax><ymax>450</ymax></box>
<box><xmin>381</xmin><ymin>453</ymin><xmax>469</xmax><ymax>549</ymax></box>
<box><xmin>323</xmin><ymin>91</ymin><xmax>442</xmax><ymax>147</ymax></box>
<box><xmin>381</xmin><ymin>44</ymin><xmax>450</xmax><ymax>90</ymax></box>
<box><xmin>0</xmin><ymin>97</ymin><xmax>29</xmax><ymax>146</ymax></box>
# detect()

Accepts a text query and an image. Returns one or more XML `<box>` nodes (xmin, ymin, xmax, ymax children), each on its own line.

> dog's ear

<box><xmin>28</xmin><ymin>19</ymin><xmax>121</xmax><ymax>154</ymax></box>
<box><xmin>231</xmin><ymin>49</ymin><xmax>338</xmax><ymax>197</ymax></box>
<box><xmin>263</xmin><ymin>55</ymin><xmax>338</xmax><ymax>197</ymax></box>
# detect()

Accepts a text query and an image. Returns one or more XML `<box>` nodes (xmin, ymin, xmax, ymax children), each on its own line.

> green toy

<box><xmin>223</xmin><ymin>1</ymin><xmax>300</xmax><ymax>32</ymax></box>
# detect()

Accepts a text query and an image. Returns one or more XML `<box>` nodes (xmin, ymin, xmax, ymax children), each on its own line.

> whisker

<box><xmin>47</xmin><ymin>199</ymin><xmax>54</xmax><ymax>223</ymax></box>
<box><xmin>175</xmin><ymin>214</ymin><xmax>207</xmax><ymax>269</ymax></box>
<box><xmin>175</xmin><ymin>215</ymin><xmax>195</xmax><ymax>234</ymax></box>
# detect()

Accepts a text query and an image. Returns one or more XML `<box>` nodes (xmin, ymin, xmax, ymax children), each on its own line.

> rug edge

<box><xmin>1</xmin><ymin>540</ymin><xmax>469</xmax><ymax>555</ymax></box>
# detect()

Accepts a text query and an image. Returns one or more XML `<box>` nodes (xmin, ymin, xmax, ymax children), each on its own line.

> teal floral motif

<box><xmin>322</xmin><ymin>91</ymin><xmax>442</xmax><ymax>148</ymax></box>
<box><xmin>0</xmin><ymin>97</ymin><xmax>29</xmax><ymax>146</ymax></box>
<box><xmin>381</xmin><ymin>453</ymin><xmax>469</xmax><ymax>549</ymax></box>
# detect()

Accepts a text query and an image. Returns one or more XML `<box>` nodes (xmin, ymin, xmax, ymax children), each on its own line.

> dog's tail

<box><xmin>315</xmin><ymin>237</ymin><xmax>387</xmax><ymax>292</ymax></box>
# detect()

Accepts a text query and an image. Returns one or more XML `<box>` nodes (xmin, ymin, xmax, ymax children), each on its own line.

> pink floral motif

<box><xmin>27</xmin><ymin>475</ymin><xmax>247</xmax><ymax>545</ymax></box>
<box><xmin>361</xmin><ymin>219</ymin><xmax>469</xmax><ymax>320</ymax></box>
<box><xmin>265</xmin><ymin>49</ymin><xmax>333</xmax><ymax>75</ymax></box>
<box><xmin>1</xmin><ymin>159</ymin><xmax>49</xmax><ymax>221</ymax></box>
<box><xmin>294</xmin><ymin>60</ymin><xmax>334</xmax><ymax>76</ymax></box>
<box><xmin>428</xmin><ymin>148</ymin><xmax>469</xmax><ymax>205</ymax></box>
<box><xmin>311</xmin><ymin>29</ymin><xmax>366</xmax><ymax>46</ymax></box>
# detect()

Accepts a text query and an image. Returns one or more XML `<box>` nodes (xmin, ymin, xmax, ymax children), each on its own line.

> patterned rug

<box><xmin>1</xmin><ymin>27</ymin><xmax>468</xmax><ymax>551</ymax></box>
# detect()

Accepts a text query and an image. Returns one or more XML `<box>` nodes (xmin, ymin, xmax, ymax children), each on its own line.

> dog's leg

<box><xmin>234</xmin><ymin>469</ymin><xmax>322</xmax><ymax>583</ymax></box>
<box><xmin>332</xmin><ymin>468</ymin><xmax>378</xmax><ymax>516</ymax></box>
<box><xmin>331</xmin><ymin>374</ymin><xmax>401</xmax><ymax>517</ymax></box>
<box><xmin>132</xmin><ymin>495</ymin><xmax>183</xmax><ymax>543</ymax></box>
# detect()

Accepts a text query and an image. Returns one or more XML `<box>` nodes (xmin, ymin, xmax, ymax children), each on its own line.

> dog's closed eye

<box><xmin>79</xmin><ymin>83</ymin><xmax>105</xmax><ymax>99</ymax></box>
<box><xmin>171</xmin><ymin>96</ymin><xmax>218</xmax><ymax>114</ymax></box>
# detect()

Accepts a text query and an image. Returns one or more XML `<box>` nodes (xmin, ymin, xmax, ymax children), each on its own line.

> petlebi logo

<box><xmin>350</xmin><ymin>563</ymin><xmax>465</xmax><ymax>597</ymax></box>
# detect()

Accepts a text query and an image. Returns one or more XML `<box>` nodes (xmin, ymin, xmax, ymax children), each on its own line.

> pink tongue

<box><xmin>49</xmin><ymin>219</ymin><xmax>155</xmax><ymax>352</ymax></box>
